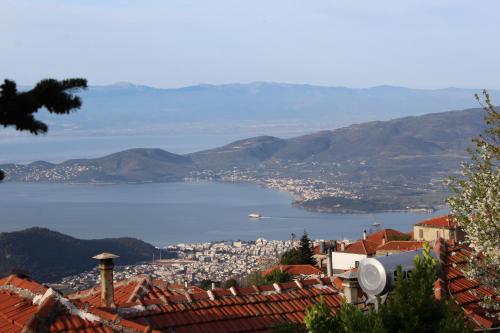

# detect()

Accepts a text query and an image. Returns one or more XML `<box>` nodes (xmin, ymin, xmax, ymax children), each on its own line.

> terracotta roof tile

<box><xmin>436</xmin><ymin>239</ymin><xmax>499</xmax><ymax>329</ymax></box>
<box><xmin>415</xmin><ymin>215</ymin><xmax>457</xmax><ymax>228</ymax></box>
<box><xmin>262</xmin><ymin>265</ymin><xmax>323</xmax><ymax>277</ymax></box>
<box><xmin>343</xmin><ymin>239</ymin><xmax>379</xmax><ymax>255</ymax></box>
<box><xmin>376</xmin><ymin>241</ymin><xmax>425</xmax><ymax>252</ymax></box>
<box><xmin>116</xmin><ymin>278</ymin><xmax>343</xmax><ymax>332</ymax></box>
<box><xmin>366</xmin><ymin>229</ymin><xmax>410</xmax><ymax>244</ymax></box>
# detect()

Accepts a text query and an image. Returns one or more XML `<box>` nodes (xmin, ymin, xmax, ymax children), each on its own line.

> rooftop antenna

<box><xmin>369</xmin><ymin>214</ymin><xmax>381</xmax><ymax>234</ymax></box>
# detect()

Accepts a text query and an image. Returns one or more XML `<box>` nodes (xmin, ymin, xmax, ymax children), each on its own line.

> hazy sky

<box><xmin>2</xmin><ymin>0</ymin><xmax>499</xmax><ymax>89</ymax></box>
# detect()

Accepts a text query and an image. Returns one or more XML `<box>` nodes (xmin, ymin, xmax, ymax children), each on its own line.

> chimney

<box><xmin>319</xmin><ymin>241</ymin><xmax>325</xmax><ymax>254</ymax></box>
<box><xmin>382</xmin><ymin>235</ymin><xmax>386</xmax><ymax>245</ymax></box>
<box><xmin>92</xmin><ymin>252</ymin><xmax>119</xmax><ymax>308</ymax></box>
<box><xmin>211</xmin><ymin>282</ymin><xmax>216</xmax><ymax>290</ymax></box>
<box><xmin>184</xmin><ymin>280</ymin><xmax>188</xmax><ymax>288</ymax></box>
<box><xmin>340</xmin><ymin>242</ymin><xmax>346</xmax><ymax>252</ymax></box>
<box><xmin>326</xmin><ymin>249</ymin><xmax>332</xmax><ymax>276</ymax></box>
<box><xmin>339</xmin><ymin>271</ymin><xmax>359</xmax><ymax>304</ymax></box>
<box><xmin>363</xmin><ymin>230</ymin><xmax>367</xmax><ymax>240</ymax></box>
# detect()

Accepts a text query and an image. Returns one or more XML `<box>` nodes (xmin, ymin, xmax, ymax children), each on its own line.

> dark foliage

<box><xmin>223</xmin><ymin>278</ymin><xmax>239</xmax><ymax>289</ymax></box>
<box><xmin>272</xmin><ymin>322</ymin><xmax>304</xmax><ymax>333</ymax></box>
<box><xmin>280</xmin><ymin>231</ymin><xmax>315</xmax><ymax>265</ymax></box>
<box><xmin>246</xmin><ymin>269</ymin><xmax>292</xmax><ymax>286</ymax></box>
<box><xmin>0</xmin><ymin>227</ymin><xmax>161</xmax><ymax>282</ymax></box>
<box><xmin>199</xmin><ymin>279</ymin><xmax>221</xmax><ymax>290</ymax></box>
<box><xmin>0</xmin><ymin>78</ymin><xmax>87</xmax><ymax>134</ymax></box>
<box><xmin>0</xmin><ymin>78</ymin><xmax>87</xmax><ymax>180</ymax></box>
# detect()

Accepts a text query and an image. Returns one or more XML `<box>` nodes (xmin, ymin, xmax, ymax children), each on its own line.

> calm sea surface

<box><xmin>0</xmin><ymin>182</ymin><xmax>447</xmax><ymax>246</ymax></box>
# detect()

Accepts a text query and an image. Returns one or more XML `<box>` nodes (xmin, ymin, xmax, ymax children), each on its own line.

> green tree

<box><xmin>199</xmin><ymin>279</ymin><xmax>219</xmax><ymax>290</ymax></box>
<box><xmin>378</xmin><ymin>243</ymin><xmax>471</xmax><ymax>333</ymax></box>
<box><xmin>247</xmin><ymin>271</ymin><xmax>267</xmax><ymax>286</ymax></box>
<box><xmin>0</xmin><ymin>78</ymin><xmax>87</xmax><ymax>180</ymax></box>
<box><xmin>263</xmin><ymin>269</ymin><xmax>292</xmax><ymax>284</ymax></box>
<box><xmin>280</xmin><ymin>231</ymin><xmax>316</xmax><ymax>265</ymax></box>
<box><xmin>247</xmin><ymin>269</ymin><xmax>292</xmax><ymax>286</ymax></box>
<box><xmin>298</xmin><ymin>231</ymin><xmax>316</xmax><ymax>265</ymax></box>
<box><xmin>280</xmin><ymin>248</ymin><xmax>303</xmax><ymax>265</ymax></box>
<box><xmin>304</xmin><ymin>296</ymin><xmax>336</xmax><ymax>333</ymax></box>
<box><xmin>223</xmin><ymin>278</ymin><xmax>239</xmax><ymax>289</ymax></box>
<box><xmin>447</xmin><ymin>90</ymin><xmax>499</xmax><ymax>314</ymax></box>
<box><xmin>303</xmin><ymin>244</ymin><xmax>471</xmax><ymax>333</ymax></box>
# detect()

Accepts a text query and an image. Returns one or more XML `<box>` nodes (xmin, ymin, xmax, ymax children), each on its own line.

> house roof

<box><xmin>0</xmin><ymin>274</ymin><xmax>117</xmax><ymax>333</ymax></box>
<box><xmin>119</xmin><ymin>277</ymin><xmax>344</xmax><ymax>332</ymax></box>
<box><xmin>415</xmin><ymin>215</ymin><xmax>457</xmax><ymax>229</ymax></box>
<box><xmin>0</xmin><ymin>274</ymin><xmax>158</xmax><ymax>333</ymax></box>
<box><xmin>68</xmin><ymin>276</ymin><xmax>205</xmax><ymax>307</ymax></box>
<box><xmin>376</xmin><ymin>241</ymin><xmax>425</xmax><ymax>252</ymax></box>
<box><xmin>343</xmin><ymin>239</ymin><xmax>380</xmax><ymax>255</ymax></box>
<box><xmin>365</xmin><ymin>228</ymin><xmax>409</xmax><ymax>244</ymax></box>
<box><xmin>261</xmin><ymin>264</ymin><xmax>323</xmax><ymax>277</ymax></box>
<box><xmin>435</xmin><ymin>239</ymin><xmax>500</xmax><ymax>329</ymax></box>
<box><xmin>314</xmin><ymin>229</ymin><xmax>410</xmax><ymax>256</ymax></box>
<box><xmin>1</xmin><ymin>273</ymin><xmax>345</xmax><ymax>333</ymax></box>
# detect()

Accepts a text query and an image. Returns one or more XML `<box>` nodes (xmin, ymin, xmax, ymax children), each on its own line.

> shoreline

<box><xmin>2</xmin><ymin>178</ymin><xmax>442</xmax><ymax>214</ymax></box>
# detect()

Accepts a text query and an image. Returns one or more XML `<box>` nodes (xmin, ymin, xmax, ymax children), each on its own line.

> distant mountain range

<box><xmin>0</xmin><ymin>227</ymin><xmax>158</xmax><ymax>282</ymax></box>
<box><xmin>0</xmin><ymin>107</ymin><xmax>486</xmax><ymax>212</ymax></box>
<box><xmin>1</xmin><ymin>107</ymin><xmax>483</xmax><ymax>181</ymax></box>
<box><xmin>33</xmin><ymin>82</ymin><xmax>499</xmax><ymax>136</ymax></box>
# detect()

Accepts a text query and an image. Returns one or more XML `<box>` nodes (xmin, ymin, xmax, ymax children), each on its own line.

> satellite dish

<box><xmin>358</xmin><ymin>249</ymin><xmax>437</xmax><ymax>297</ymax></box>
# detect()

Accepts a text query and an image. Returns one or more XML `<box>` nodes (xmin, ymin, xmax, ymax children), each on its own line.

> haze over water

<box><xmin>0</xmin><ymin>182</ymin><xmax>446</xmax><ymax>246</ymax></box>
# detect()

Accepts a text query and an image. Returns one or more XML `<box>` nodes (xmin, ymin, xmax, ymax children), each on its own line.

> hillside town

<box><xmin>58</xmin><ymin>238</ymin><xmax>294</xmax><ymax>291</ymax></box>
<box><xmin>1</xmin><ymin>214</ymin><xmax>498</xmax><ymax>332</ymax></box>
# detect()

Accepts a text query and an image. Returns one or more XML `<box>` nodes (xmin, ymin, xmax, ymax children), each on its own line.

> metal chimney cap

<box><xmin>92</xmin><ymin>252</ymin><xmax>120</xmax><ymax>260</ymax></box>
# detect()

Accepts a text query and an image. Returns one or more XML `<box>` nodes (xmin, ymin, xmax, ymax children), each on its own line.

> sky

<box><xmin>2</xmin><ymin>0</ymin><xmax>500</xmax><ymax>89</ymax></box>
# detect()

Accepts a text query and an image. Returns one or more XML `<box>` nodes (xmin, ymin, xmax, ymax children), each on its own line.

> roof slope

<box><xmin>69</xmin><ymin>276</ymin><xmax>205</xmax><ymax>307</ymax></box>
<box><xmin>436</xmin><ymin>240</ymin><xmax>499</xmax><ymax>329</ymax></box>
<box><xmin>119</xmin><ymin>278</ymin><xmax>344</xmax><ymax>333</ymax></box>
<box><xmin>0</xmin><ymin>274</ymin><xmax>149</xmax><ymax>333</ymax></box>
<box><xmin>366</xmin><ymin>228</ymin><xmax>410</xmax><ymax>243</ymax></box>
<box><xmin>416</xmin><ymin>215</ymin><xmax>457</xmax><ymax>228</ymax></box>
<box><xmin>376</xmin><ymin>241</ymin><xmax>425</xmax><ymax>252</ymax></box>
<box><xmin>344</xmin><ymin>239</ymin><xmax>380</xmax><ymax>255</ymax></box>
<box><xmin>262</xmin><ymin>265</ymin><xmax>323</xmax><ymax>276</ymax></box>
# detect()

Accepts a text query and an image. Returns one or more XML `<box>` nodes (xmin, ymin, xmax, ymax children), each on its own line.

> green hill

<box><xmin>0</xmin><ymin>227</ymin><xmax>158</xmax><ymax>282</ymax></box>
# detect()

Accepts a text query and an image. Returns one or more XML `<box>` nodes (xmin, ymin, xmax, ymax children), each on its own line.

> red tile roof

<box><xmin>313</xmin><ymin>229</ymin><xmax>410</xmax><ymax>256</ymax></box>
<box><xmin>343</xmin><ymin>239</ymin><xmax>379</xmax><ymax>255</ymax></box>
<box><xmin>119</xmin><ymin>278</ymin><xmax>344</xmax><ymax>332</ymax></box>
<box><xmin>0</xmin><ymin>274</ymin><xmax>153</xmax><ymax>333</ymax></box>
<box><xmin>376</xmin><ymin>241</ymin><xmax>425</xmax><ymax>252</ymax></box>
<box><xmin>416</xmin><ymin>215</ymin><xmax>457</xmax><ymax>229</ymax></box>
<box><xmin>61</xmin><ymin>273</ymin><xmax>348</xmax><ymax>332</ymax></box>
<box><xmin>365</xmin><ymin>228</ymin><xmax>409</xmax><ymax>244</ymax></box>
<box><xmin>262</xmin><ymin>265</ymin><xmax>323</xmax><ymax>277</ymax></box>
<box><xmin>0</xmin><ymin>273</ymin><xmax>347</xmax><ymax>333</ymax></box>
<box><xmin>69</xmin><ymin>276</ymin><xmax>205</xmax><ymax>307</ymax></box>
<box><xmin>435</xmin><ymin>239</ymin><xmax>499</xmax><ymax>329</ymax></box>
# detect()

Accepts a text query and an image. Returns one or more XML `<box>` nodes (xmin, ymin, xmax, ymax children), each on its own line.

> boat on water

<box><xmin>248</xmin><ymin>212</ymin><xmax>261</xmax><ymax>219</ymax></box>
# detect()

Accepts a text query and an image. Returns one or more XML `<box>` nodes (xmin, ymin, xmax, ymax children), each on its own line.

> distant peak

<box><xmin>111</xmin><ymin>81</ymin><xmax>136</xmax><ymax>87</ymax></box>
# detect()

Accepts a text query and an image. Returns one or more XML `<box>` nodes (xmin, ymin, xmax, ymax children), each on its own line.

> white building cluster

<box><xmin>59</xmin><ymin>238</ymin><xmax>295</xmax><ymax>291</ymax></box>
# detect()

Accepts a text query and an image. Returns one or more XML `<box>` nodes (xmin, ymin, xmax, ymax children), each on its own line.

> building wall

<box><xmin>413</xmin><ymin>226</ymin><xmax>457</xmax><ymax>242</ymax></box>
<box><xmin>331</xmin><ymin>252</ymin><xmax>367</xmax><ymax>270</ymax></box>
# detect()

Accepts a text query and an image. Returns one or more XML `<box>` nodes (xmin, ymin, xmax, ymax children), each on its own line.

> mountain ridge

<box><xmin>1</xmin><ymin>107</ymin><xmax>484</xmax><ymax>180</ymax></box>
<box><xmin>0</xmin><ymin>107</ymin><xmax>487</xmax><ymax>212</ymax></box>
<box><xmin>0</xmin><ymin>227</ymin><xmax>159</xmax><ymax>282</ymax></box>
<box><xmin>31</xmin><ymin>81</ymin><xmax>500</xmax><ymax>136</ymax></box>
